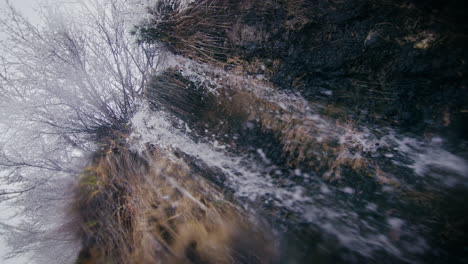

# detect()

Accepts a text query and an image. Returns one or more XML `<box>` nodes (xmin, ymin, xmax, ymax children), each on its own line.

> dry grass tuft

<box><xmin>72</xmin><ymin>143</ymin><xmax>275</xmax><ymax>264</ymax></box>
<box><xmin>135</xmin><ymin>0</ymin><xmax>314</xmax><ymax>64</ymax></box>
<box><xmin>136</xmin><ymin>0</ymin><xmax>240</xmax><ymax>63</ymax></box>
<box><xmin>147</xmin><ymin>68</ymin><xmax>373</xmax><ymax>181</ymax></box>
<box><xmin>145</xmin><ymin>69</ymin><xmax>216</xmax><ymax>123</ymax></box>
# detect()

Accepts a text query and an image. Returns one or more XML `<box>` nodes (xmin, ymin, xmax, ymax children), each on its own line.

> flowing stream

<box><xmin>128</xmin><ymin>56</ymin><xmax>468</xmax><ymax>263</ymax></box>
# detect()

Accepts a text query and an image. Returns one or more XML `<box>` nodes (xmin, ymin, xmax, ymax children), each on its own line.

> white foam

<box><xmin>129</xmin><ymin>104</ymin><xmax>429</xmax><ymax>260</ymax></box>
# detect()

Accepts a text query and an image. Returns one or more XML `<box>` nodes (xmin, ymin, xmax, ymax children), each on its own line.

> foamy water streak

<box><xmin>130</xmin><ymin>106</ymin><xmax>305</xmax><ymax>205</ymax></box>
<box><xmin>131</xmin><ymin>56</ymin><xmax>467</xmax><ymax>260</ymax></box>
<box><xmin>129</xmin><ymin>105</ymin><xmax>427</xmax><ymax>260</ymax></box>
<box><xmin>166</xmin><ymin>55</ymin><xmax>468</xmax><ymax>188</ymax></box>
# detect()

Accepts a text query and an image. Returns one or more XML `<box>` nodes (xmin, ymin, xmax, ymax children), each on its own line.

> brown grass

<box><xmin>136</xmin><ymin>0</ymin><xmax>240</xmax><ymax>63</ymax></box>
<box><xmin>147</xmin><ymin>68</ymin><xmax>373</xmax><ymax>181</ymax></box>
<box><xmin>145</xmin><ymin>69</ymin><xmax>216</xmax><ymax>123</ymax></box>
<box><xmin>136</xmin><ymin>0</ymin><xmax>314</xmax><ymax>64</ymax></box>
<box><xmin>72</xmin><ymin>142</ymin><xmax>275</xmax><ymax>264</ymax></box>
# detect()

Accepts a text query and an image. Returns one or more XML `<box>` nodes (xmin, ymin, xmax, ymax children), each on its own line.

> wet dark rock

<box><xmin>363</xmin><ymin>30</ymin><xmax>380</xmax><ymax>47</ymax></box>
<box><xmin>222</xmin><ymin>0</ymin><xmax>468</xmax><ymax>144</ymax></box>
<box><xmin>137</xmin><ymin>1</ymin><xmax>468</xmax><ymax>263</ymax></box>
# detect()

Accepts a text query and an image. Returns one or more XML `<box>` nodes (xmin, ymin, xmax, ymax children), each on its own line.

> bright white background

<box><xmin>0</xmin><ymin>1</ymin><xmax>73</xmax><ymax>263</ymax></box>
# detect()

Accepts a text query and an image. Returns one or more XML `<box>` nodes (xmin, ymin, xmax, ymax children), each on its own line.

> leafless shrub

<box><xmin>0</xmin><ymin>1</ymin><xmax>160</xmax><ymax>262</ymax></box>
<box><xmin>0</xmin><ymin>0</ymin><xmax>160</xmax><ymax>146</ymax></box>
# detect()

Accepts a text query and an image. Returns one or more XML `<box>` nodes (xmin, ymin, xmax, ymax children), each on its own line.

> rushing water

<box><xmin>128</xmin><ymin>56</ymin><xmax>468</xmax><ymax>263</ymax></box>
<box><xmin>1</xmin><ymin>0</ymin><xmax>464</xmax><ymax>263</ymax></box>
